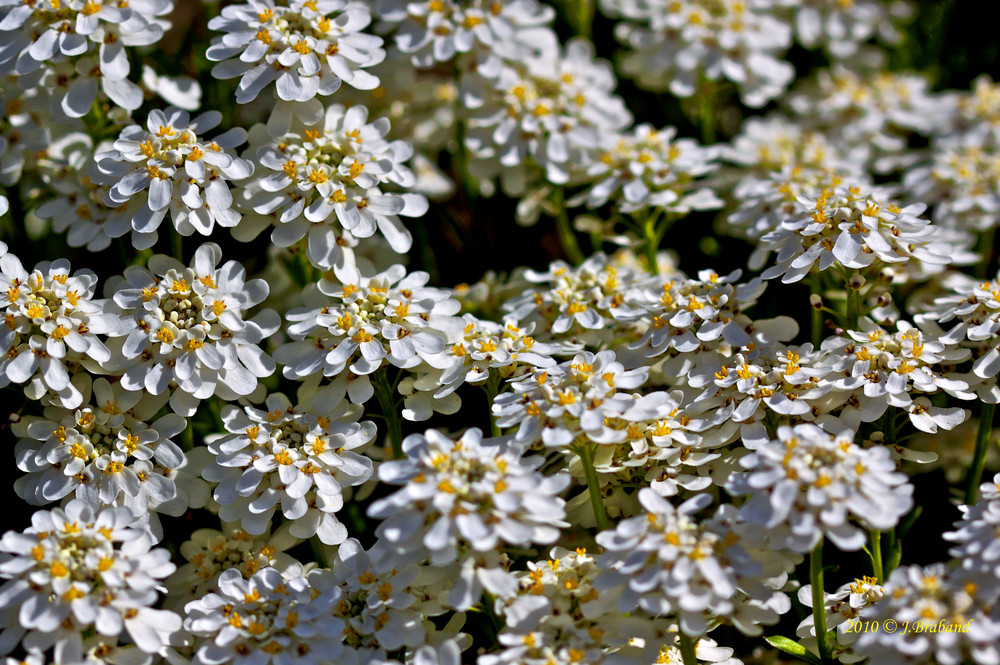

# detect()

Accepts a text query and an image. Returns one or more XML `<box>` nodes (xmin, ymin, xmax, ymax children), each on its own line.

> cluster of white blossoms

<box><xmin>203</xmin><ymin>392</ymin><xmax>375</xmax><ymax>544</ymax></box>
<box><xmin>0</xmin><ymin>499</ymin><xmax>179</xmax><ymax>664</ymax></box>
<box><xmin>6</xmin><ymin>0</ymin><xmax>1000</xmax><ymax>663</ymax></box>
<box><xmin>104</xmin><ymin>243</ymin><xmax>278</xmax><ymax>415</ymax></box>
<box><xmin>275</xmin><ymin>263</ymin><xmax>464</xmax><ymax>408</ymax></box>
<box><xmin>93</xmin><ymin>108</ymin><xmax>254</xmax><ymax>248</ymax></box>
<box><xmin>601</xmin><ymin>0</ymin><xmax>795</xmax><ymax>107</ymax></box>
<box><xmin>243</xmin><ymin>103</ymin><xmax>428</xmax><ymax>267</ymax></box>
<box><xmin>205</xmin><ymin>0</ymin><xmax>384</xmax><ymax>103</ymax></box>
<box><xmin>370</xmin><ymin>428</ymin><xmax>568</xmax><ymax>610</ymax></box>
<box><xmin>0</xmin><ymin>246</ymin><xmax>118</xmax><ymax>407</ymax></box>
<box><xmin>727</xmin><ymin>424</ymin><xmax>914</xmax><ymax>552</ymax></box>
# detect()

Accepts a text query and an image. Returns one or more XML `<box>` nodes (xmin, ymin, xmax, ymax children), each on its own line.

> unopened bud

<box><xmin>848</xmin><ymin>273</ymin><xmax>867</xmax><ymax>290</ymax></box>
<box><xmin>810</xmin><ymin>294</ymin><xmax>823</xmax><ymax>310</ymax></box>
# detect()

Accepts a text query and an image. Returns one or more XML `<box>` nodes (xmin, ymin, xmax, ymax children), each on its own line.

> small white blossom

<box><xmin>93</xmin><ymin>108</ymin><xmax>253</xmax><ymax>248</ymax></box>
<box><xmin>105</xmin><ymin>243</ymin><xmax>278</xmax><ymax>415</ymax></box>
<box><xmin>369</xmin><ymin>428</ymin><xmax>569</xmax><ymax>610</ymax></box>
<box><xmin>854</xmin><ymin>564</ymin><xmax>1000</xmax><ymax>665</ymax></box>
<box><xmin>203</xmin><ymin>392</ymin><xmax>375</xmax><ymax>545</ymax></box>
<box><xmin>752</xmin><ymin>181</ymin><xmax>955</xmax><ymax>283</ymax></box>
<box><xmin>603</xmin><ymin>0</ymin><xmax>794</xmax><ymax>107</ymax></box>
<box><xmin>206</xmin><ymin>0</ymin><xmax>384</xmax><ymax>103</ymax></box>
<box><xmin>13</xmin><ymin>377</ymin><xmax>186</xmax><ymax>516</ymax></box>
<box><xmin>596</xmin><ymin>489</ymin><xmax>794</xmax><ymax>636</ymax></box>
<box><xmin>275</xmin><ymin>264</ymin><xmax>464</xmax><ymax>405</ymax></box>
<box><xmin>0</xmin><ymin>499</ymin><xmax>179</xmax><ymax>664</ymax></box>
<box><xmin>727</xmin><ymin>424</ymin><xmax>914</xmax><ymax>552</ymax></box>
<box><xmin>0</xmin><ymin>247</ymin><xmax>118</xmax><ymax>408</ymax></box>
<box><xmin>183</xmin><ymin>567</ymin><xmax>344</xmax><ymax>665</ymax></box>
<box><xmin>375</xmin><ymin>0</ymin><xmax>554</xmax><ymax>70</ymax></box>
<box><xmin>246</xmin><ymin>103</ymin><xmax>427</xmax><ymax>268</ymax></box>
<box><xmin>464</xmin><ymin>37</ymin><xmax>630</xmax><ymax>195</ymax></box>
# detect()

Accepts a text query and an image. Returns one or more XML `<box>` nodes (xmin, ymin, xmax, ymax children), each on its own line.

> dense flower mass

<box><xmin>3</xmin><ymin>2</ymin><xmax>1000</xmax><ymax>665</ymax></box>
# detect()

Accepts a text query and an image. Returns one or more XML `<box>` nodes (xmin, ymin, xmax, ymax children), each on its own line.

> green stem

<box><xmin>575</xmin><ymin>443</ymin><xmax>609</xmax><ymax>531</ymax></box>
<box><xmin>977</xmin><ymin>226</ymin><xmax>996</xmax><ymax>279</ymax></box>
<box><xmin>309</xmin><ymin>536</ymin><xmax>329</xmax><ymax>567</ymax></box>
<box><xmin>373</xmin><ymin>371</ymin><xmax>404</xmax><ymax>459</ymax></box>
<box><xmin>965</xmin><ymin>402</ymin><xmax>997</xmax><ymax>505</ymax></box>
<box><xmin>869</xmin><ymin>530</ymin><xmax>883</xmax><ymax>582</ymax></box>
<box><xmin>811</xmin><ymin>539</ymin><xmax>833</xmax><ymax>665</ymax></box>
<box><xmin>171</xmin><ymin>231</ymin><xmax>184</xmax><ymax>262</ymax></box>
<box><xmin>698</xmin><ymin>89</ymin><xmax>716</xmax><ymax>144</ymax></box>
<box><xmin>678</xmin><ymin>631</ymin><xmax>698</xmax><ymax>665</ymax></box>
<box><xmin>554</xmin><ymin>187</ymin><xmax>585</xmax><ymax>265</ymax></box>
<box><xmin>483</xmin><ymin>373</ymin><xmax>502</xmax><ymax>438</ymax></box>
<box><xmin>810</xmin><ymin>272</ymin><xmax>823</xmax><ymax>348</ymax></box>
<box><xmin>643</xmin><ymin>213</ymin><xmax>661</xmax><ymax>276</ymax></box>
<box><xmin>845</xmin><ymin>280</ymin><xmax>861</xmax><ymax>331</ymax></box>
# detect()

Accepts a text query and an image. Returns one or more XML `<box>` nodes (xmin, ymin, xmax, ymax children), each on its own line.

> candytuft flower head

<box><xmin>603</xmin><ymin>0</ymin><xmax>794</xmax><ymax>107</ymax></box>
<box><xmin>105</xmin><ymin>243</ymin><xmax>278</xmax><ymax>415</ymax></box>
<box><xmin>206</xmin><ymin>0</ymin><xmax>384</xmax><ymax>103</ymax></box>
<box><xmin>596</xmin><ymin>489</ymin><xmax>794</xmax><ymax>637</ymax></box>
<box><xmin>0</xmin><ymin>247</ymin><xmax>119</xmax><ymax>408</ymax></box>
<box><xmin>203</xmin><ymin>392</ymin><xmax>376</xmax><ymax>545</ymax></box>
<box><xmin>93</xmin><ymin>108</ymin><xmax>253</xmax><ymax>249</ymax></box>
<box><xmin>245</xmin><ymin>103</ymin><xmax>427</xmax><ymax>268</ymax></box>
<box><xmin>0</xmin><ymin>498</ymin><xmax>179</xmax><ymax>663</ymax></box>
<box><xmin>727</xmin><ymin>424</ymin><xmax>914</xmax><ymax>552</ymax></box>
<box><xmin>274</xmin><ymin>264</ymin><xmax>464</xmax><ymax>406</ymax></box>
<box><xmin>369</xmin><ymin>428</ymin><xmax>569</xmax><ymax>610</ymax></box>
<box><xmin>183</xmin><ymin>567</ymin><xmax>344</xmax><ymax>665</ymax></box>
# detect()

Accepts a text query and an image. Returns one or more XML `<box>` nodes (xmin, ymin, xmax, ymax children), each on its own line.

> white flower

<box><xmin>0</xmin><ymin>0</ymin><xmax>171</xmax><ymax>88</ymax></box>
<box><xmin>627</xmin><ymin>268</ymin><xmax>798</xmax><ymax>379</ymax></box>
<box><xmin>786</xmin><ymin>68</ymin><xmax>945</xmax><ymax>171</ymax></box>
<box><xmin>167</xmin><ymin>523</ymin><xmax>303</xmax><ymax>606</ymax></box>
<box><xmin>93</xmin><ymin>107</ymin><xmax>253</xmax><ymax>249</ymax></box>
<box><xmin>206</xmin><ymin>0</ymin><xmax>384</xmax><ymax>104</ymax></box>
<box><xmin>482</xmin><ymin>546</ymin><xmax>672</xmax><ymax>665</ymax></box>
<box><xmin>727</xmin><ymin>424</ymin><xmax>914</xmax><ymax>552</ymax></box>
<box><xmin>0</xmin><ymin>499</ymin><xmax>179</xmax><ymax>664</ymax></box>
<box><xmin>464</xmin><ymin>36</ymin><xmax>631</xmax><ymax>195</ymax></box>
<box><xmin>369</xmin><ymin>428</ymin><xmax>569</xmax><ymax>610</ymax></box>
<box><xmin>502</xmin><ymin>253</ymin><xmax>652</xmax><ymax>346</ymax></box>
<box><xmin>603</xmin><ymin>0</ymin><xmax>794</xmax><ymax>107</ymax></box>
<box><xmin>274</xmin><ymin>264</ymin><xmax>464</xmax><ymax>405</ymax></box>
<box><xmin>904</xmin><ymin>136</ymin><xmax>1000</xmax><ymax>233</ymax></box>
<box><xmin>945</xmin><ymin>473</ymin><xmax>1000</xmax><ymax>581</ymax></box>
<box><xmin>375</xmin><ymin>0</ymin><xmax>554</xmax><ymax>70</ymax></box>
<box><xmin>819</xmin><ymin>318</ymin><xmax>973</xmax><ymax>431</ymax></box>
<box><xmin>577</xmin><ymin>123</ymin><xmax>722</xmax><ymax>215</ymax></box>
<box><xmin>854</xmin><ymin>564</ymin><xmax>1000</xmax><ymax>665</ymax></box>
<box><xmin>203</xmin><ymin>392</ymin><xmax>375</xmax><ymax>545</ymax></box>
<box><xmin>34</xmin><ymin>135</ymin><xmax>148</xmax><ymax>252</ymax></box>
<box><xmin>330</xmin><ymin>538</ymin><xmax>425</xmax><ymax>659</ymax></box>
<box><xmin>796</xmin><ymin>575</ymin><xmax>885</xmax><ymax>664</ymax></box>
<box><xmin>0</xmin><ymin>249</ymin><xmax>119</xmax><ymax>408</ymax></box>
<box><xmin>246</xmin><ymin>103</ymin><xmax>427</xmax><ymax>268</ymax></box>
<box><xmin>13</xmin><ymin>377</ymin><xmax>186</xmax><ymax>516</ymax></box>
<box><xmin>791</xmin><ymin>0</ymin><xmax>912</xmax><ymax>58</ymax></box>
<box><xmin>688</xmin><ymin>344</ymin><xmax>835</xmax><ymax>449</ymax></box>
<box><xmin>183</xmin><ymin>567</ymin><xmax>344</xmax><ymax>665</ymax></box>
<box><xmin>105</xmin><ymin>243</ymin><xmax>278</xmax><ymax>415</ymax></box>
<box><xmin>398</xmin><ymin>315</ymin><xmax>562</xmax><ymax>422</ymax></box>
<box><xmin>596</xmin><ymin>490</ymin><xmax>794</xmax><ymax>636</ymax></box>
<box><xmin>916</xmin><ymin>272</ymin><xmax>1000</xmax><ymax>395</ymax></box>
<box><xmin>141</xmin><ymin>64</ymin><xmax>202</xmax><ymax>110</ymax></box>
<box><xmin>752</xmin><ymin>181</ymin><xmax>955</xmax><ymax>283</ymax></box>
<box><xmin>492</xmin><ymin>350</ymin><xmax>649</xmax><ymax>449</ymax></box>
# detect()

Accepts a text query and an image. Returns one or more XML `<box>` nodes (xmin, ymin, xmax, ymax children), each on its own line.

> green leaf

<box><xmin>763</xmin><ymin>636</ymin><xmax>822</xmax><ymax>665</ymax></box>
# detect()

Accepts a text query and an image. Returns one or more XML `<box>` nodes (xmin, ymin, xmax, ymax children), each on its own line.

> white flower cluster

<box><xmin>4</xmin><ymin>1</ymin><xmax>1000</xmax><ymax>664</ymax></box>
